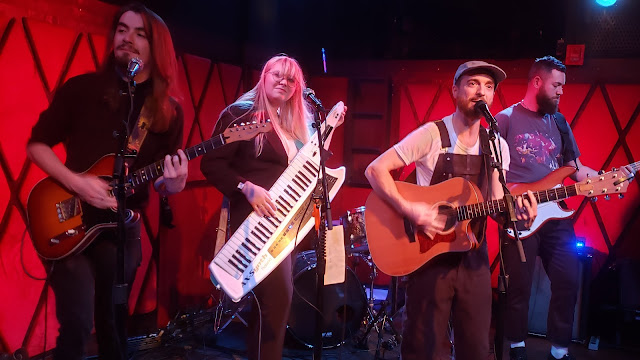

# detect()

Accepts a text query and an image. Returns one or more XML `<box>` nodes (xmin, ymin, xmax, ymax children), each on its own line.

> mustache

<box><xmin>116</xmin><ymin>44</ymin><xmax>139</xmax><ymax>54</ymax></box>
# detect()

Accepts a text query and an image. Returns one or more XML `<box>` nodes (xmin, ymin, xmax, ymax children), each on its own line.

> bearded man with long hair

<box><xmin>26</xmin><ymin>3</ymin><xmax>187</xmax><ymax>359</ymax></box>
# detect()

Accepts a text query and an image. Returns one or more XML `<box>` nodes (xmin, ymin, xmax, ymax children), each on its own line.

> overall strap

<box><xmin>434</xmin><ymin>120</ymin><xmax>452</xmax><ymax>149</ymax></box>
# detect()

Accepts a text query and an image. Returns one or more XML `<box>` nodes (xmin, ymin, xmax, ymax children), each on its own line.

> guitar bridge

<box><xmin>56</xmin><ymin>197</ymin><xmax>82</xmax><ymax>222</ymax></box>
<box><xmin>403</xmin><ymin>217</ymin><xmax>416</xmax><ymax>243</ymax></box>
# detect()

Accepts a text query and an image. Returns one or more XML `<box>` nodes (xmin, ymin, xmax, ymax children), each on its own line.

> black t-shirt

<box><xmin>29</xmin><ymin>69</ymin><xmax>183</xmax><ymax>217</ymax></box>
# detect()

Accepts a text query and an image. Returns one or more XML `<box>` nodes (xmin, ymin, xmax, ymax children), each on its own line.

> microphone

<box><xmin>474</xmin><ymin>100</ymin><xmax>497</xmax><ymax>125</ymax></box>
<box><xmin>303</xmin><ymin>88</ymin><xmax>325</xmax><ymax>111</ymax></box>
<box><xmin>475</xmin><ymin>100</ymin><xmax>501</xmax><ymax>138</ymax></box>
<box><xmin>126</xmin><ymin>57</ymin><xmax>143</xmax><ymax>80</ymax></box>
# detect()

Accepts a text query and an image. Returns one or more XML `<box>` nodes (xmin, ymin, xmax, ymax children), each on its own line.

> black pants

<box><xmin>401</xmin><ymin>248</ymin><xmax>491</xmax><ymax>360</ymax></box>
<box><xmin>503</xmin><ymin>218</ymin><xmax>579</xmax><ymax>347</ymax></box>
<box><xmin>49</xmin><ymin>225</ymin><xmax>142</xmax><ymax>360</ymax></box>
<box><xmin>246</xmin><ymin>254</ymin><xmax>294</xmax><ymax>360</ymax></box>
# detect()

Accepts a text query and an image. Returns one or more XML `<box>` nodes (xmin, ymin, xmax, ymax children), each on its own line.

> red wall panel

<box><xmin>1</xmin><ymin>0</ymin><xmax>638</xmax><ymax>357</ymax></box>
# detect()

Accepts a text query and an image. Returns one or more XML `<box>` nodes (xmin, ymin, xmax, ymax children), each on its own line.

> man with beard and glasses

<box><xmin>26</xmin><ymin>3</ymin><xmax>187</xmax><ymax>359</ymax></box>
<box><xmin>365</xmin><ymin>61</ymin><xmax>537</xmax><ymax>360</ymax></box>
<box><xmin>495</xmin><ymin>56</ymin><xmax>619</xmax><ymax>360</ymax></box>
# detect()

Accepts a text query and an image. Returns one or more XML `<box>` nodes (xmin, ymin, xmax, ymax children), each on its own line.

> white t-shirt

<box><xmin>393</xmin><ymin>115</ymin><xmax>511</xmax><ymax>186</ymax></box>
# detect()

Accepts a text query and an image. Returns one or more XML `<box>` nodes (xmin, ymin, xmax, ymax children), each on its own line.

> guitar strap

<box><xmin>552</xmin><ymin>112</ymin><xmax>578</xmax><ymax>166</ymax></box>
<box><xmin>126</xmin><ymin>102</ymin><xmax>152</xmax><ymax>156</ymax></box>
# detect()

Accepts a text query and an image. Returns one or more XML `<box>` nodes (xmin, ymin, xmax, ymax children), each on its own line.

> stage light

<box><xmin>595</xmin><ymin>0</ymin><xmax>617</xmax><ymax>7</ymax></box>
<box><xmin>576</xmin><ymin>240</ymin><xmax>585</xmax><ymax>248</ymax></box>
<box><xmin>322</xmin><ymin>48</ymin><xmax>327</xmax><ymax>73</ymax></box>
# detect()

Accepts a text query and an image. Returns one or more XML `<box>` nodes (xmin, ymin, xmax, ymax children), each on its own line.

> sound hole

<box><xmin>437</xmin><ymin>204</ymin><xmax>457</xmax><ymax>232</ymax></box>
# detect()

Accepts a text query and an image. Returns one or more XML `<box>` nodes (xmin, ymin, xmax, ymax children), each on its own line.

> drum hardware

<box><xmin>341</xmin><ymin>206</ymin><xmax>368</xmax><ymax>253</ymax></box>
<box><xmin>288</xmin><ymin>250</ymin><xmax>368</xmax><ymax>348</ymax></box>
<box><xmin>350</xmin><ymin>253</ymin><xmax>402</xmax><ymax>359</ymax></box>
<box><xmin>213</xmin><ymin>292</ymin><xmax>251</xmax><ymax>334</ymax></box>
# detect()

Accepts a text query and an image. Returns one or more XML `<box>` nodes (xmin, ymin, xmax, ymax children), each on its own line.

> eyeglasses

<box><xmin>269</xmin><ymin>71</ymin><xmax>296</xmax><ymax>87</ymax></box>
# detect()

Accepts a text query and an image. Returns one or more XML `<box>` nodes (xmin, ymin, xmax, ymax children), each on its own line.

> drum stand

<box><xmin>354</xmin><ymin>260</ymin><xmax>402</xmax><ymax>359</ymax></box>
<box><xmin>212</xmin><ymin>292</ymin><xmax>251</xmax><ymax>334</ymax></box>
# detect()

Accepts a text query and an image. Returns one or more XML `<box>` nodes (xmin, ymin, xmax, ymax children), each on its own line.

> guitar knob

<box><xmin>619</xmin><ymin>194</ymin><xmax>624</xmax><ymax>199</ymax></box>
<box><xmin>591</xmin><ymin>197</ymin><xmax>598</xmax><ymax>202</ymax></box>
<box><xmin>604</xmin><ymin>195</ymin><xmax>610</xmax><ymax>201</ymax></box>
<box><xmin>598</xmin><ymin>170</ymin><xmax>605</xmax><ymax>175</ymax></box>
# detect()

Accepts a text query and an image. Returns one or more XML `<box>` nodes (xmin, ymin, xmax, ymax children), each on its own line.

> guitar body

<box><xmin>505</xmin><ymin>166</ymin><xmax>576</xmax><ymax>239</ymax></box>
<box><xmin>365</xmin><ymin>178</ymin><xmax>484</xmax><ymax>276</ymax></box>
<box><xmin>27</xmin><ymin>154</ymin><xmax>121</xmax><ymax>260</ymax></box>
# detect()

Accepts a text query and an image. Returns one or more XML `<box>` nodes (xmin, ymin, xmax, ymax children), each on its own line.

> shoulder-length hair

<box><xmin>233</xmin><ymin>55</ymin><xmax>312</xmax><ymax>156</ymax></box>
<box><xmin>102</xmin><ymin>2</ymin><xmax>179</xmax><ymax>133</ymax></box>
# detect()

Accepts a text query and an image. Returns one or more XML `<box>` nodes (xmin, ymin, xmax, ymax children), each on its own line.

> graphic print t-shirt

<box><xmin>495</xmin><ymin>103</ymin><xmax>580</xmax><ymax>184</ymax></box>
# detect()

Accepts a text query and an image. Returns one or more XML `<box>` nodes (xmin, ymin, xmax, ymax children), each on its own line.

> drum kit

<box><xmin>212</xmin><ymin>205</ymin><xmax>403</xmax><ymax>357</ymax></box>
<box><xmin>287</xmin><ymin>205</ymin><xmax>403</xmax><ymax>355</ymax></box>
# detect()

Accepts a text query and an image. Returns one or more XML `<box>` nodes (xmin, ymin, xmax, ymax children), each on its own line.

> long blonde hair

<box><xmin>235</xmin><ymin>55</ymin><xmax>312</xmax><ymax>156</ymax></box>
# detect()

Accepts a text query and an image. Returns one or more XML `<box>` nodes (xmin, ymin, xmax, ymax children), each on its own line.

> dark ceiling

<box><xmin>99</xmin><ymin>0</ymin><xmax>639</xmax><ymax>74</ymax></box>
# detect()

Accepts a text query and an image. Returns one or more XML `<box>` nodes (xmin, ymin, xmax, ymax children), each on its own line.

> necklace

<box><xmin>520</xmin><ymin>100</ymin><xmax>534</xmax><ymax>112</ymax></box>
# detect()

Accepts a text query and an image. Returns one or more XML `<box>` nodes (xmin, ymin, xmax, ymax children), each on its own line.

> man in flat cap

<box><xmin>366</xmin><ymin>61</ymin><xmax>537</xmax><ymax>359</ymax></box>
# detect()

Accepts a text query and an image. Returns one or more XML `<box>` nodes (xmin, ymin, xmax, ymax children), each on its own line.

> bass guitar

<box><xmin>365</xmin><ymin>167</ymin><xmax>633</xmax><ymax>276</ymax></box>
<box><xmin>27</xmin><ymin>121</ymin><xmax>272</xmax><ymax>260</ymax></box>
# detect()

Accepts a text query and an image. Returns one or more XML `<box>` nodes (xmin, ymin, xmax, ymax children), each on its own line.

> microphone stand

<box><xmin>112</xmin><ymin>76</ymin><xmax>136</xmax><ymax>359</ymax></box>
<box><xmin>309</xmin><ymin>98</ymin><xmax>333</xmax><ymax>359</ymax></box>
<box><xmin>482</xmin><ymin>113</ymin><xmax>526</xmax><ymax>360</ymax></box>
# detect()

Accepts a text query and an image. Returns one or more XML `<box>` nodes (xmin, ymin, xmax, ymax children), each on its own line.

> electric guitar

<box><xmin>27</xmin><ymin>121</ymin><xmax>273</xmax><ymax>260</ymax></box>
<box><xmin>365</xmin><ymin>167</ymin><xmax>633</xmax><ymax>276</ymax></box>
<box><xmin>505</xmin><ymin>161</ymin><xmax>638</xmax><ymax>239</ymax></box>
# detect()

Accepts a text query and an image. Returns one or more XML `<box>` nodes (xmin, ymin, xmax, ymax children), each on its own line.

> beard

<box><xmin>457</xmin><ymin>97</ymin><xmax>483</xmax><ymax>119</ymax></box>
<box><xmin>536</xmin><ymin>91</ymin><xmax>559</xmax><ymax>115</ymax></box>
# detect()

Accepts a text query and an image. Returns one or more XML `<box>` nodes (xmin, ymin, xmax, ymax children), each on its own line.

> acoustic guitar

<box><xmin>365</xmin><ymin>167</ymin><xmax>633</xmax><ymax>276</ymax></box>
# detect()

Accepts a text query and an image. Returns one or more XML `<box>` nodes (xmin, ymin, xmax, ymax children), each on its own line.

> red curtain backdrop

<box><xmin>1</xmin><ymin>0</ymin><xmax>639</xmax><ymax>356</ymax></box>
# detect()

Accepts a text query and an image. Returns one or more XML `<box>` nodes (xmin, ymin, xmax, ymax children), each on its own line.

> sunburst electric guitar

<box><xmin>27</xmin><ymin>121</ymin><xmax>273</xmax><ymax>260</ymax></box>
<box><xmin>365</xmin><ymin>165</ymin><xmax>634</xmax><ymax>276</ymax></box>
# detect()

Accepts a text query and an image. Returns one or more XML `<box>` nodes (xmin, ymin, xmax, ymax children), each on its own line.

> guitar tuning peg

<box><xmin>604</xmin><ymin>195</ymin><xmax>610</xmax><ymax>201</ymax></box>
<box><xmin>240</xmin><ymin>122</ymin><xmax>246</xmax><ymax>126</ymax></box>
<box><xmin>591</xmin><ymin>197</ymin><xmax>598</xmax><ymax>202</ymax></box>
<box><xmin>618</xmin><ymin>194</ymin><xmax>624</xmax><ymax>199</ymax></box>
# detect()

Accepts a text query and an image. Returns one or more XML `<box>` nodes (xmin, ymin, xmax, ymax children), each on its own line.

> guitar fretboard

<box><xmin>454</xmin><ymin>184</ymin><xmax>579</xmax><ymax>221</ymax></box>
<box><xmin>126</xmin><ymin>133</ymin><xmax>226</xmax><ymax>188</ymax></box>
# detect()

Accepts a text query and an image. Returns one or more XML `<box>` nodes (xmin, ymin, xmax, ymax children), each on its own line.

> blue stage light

<box><xmin>596</xmin><ymin>0</ymin><xmax>617</xmax><ymax>7</ymax></box>
<box><xmin>322</xmin><ymin>48</ymin><xmax>327</xmax><ymax>74</ymax></box>
<box><xmin>576</xmin><ymin>240</ymin><xmax>585</xmax><ymax>248</ymax></box>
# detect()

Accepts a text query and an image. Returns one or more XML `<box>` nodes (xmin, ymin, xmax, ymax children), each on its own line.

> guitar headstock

<box><xmin>223</xmin><ymin>120</ymin><xmax>273</xmax><ymax>143</ymax></box>
<box><xmin>575</xmin><ymin>168</ymin><xmax>632</xmax><ymax>199</ymax></box>
<box><xmin>325</xmin><ymin>101</ymin><xmax>345</xmax><ymax>128</ymax></box>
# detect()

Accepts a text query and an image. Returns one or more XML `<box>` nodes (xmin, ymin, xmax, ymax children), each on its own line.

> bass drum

<box><xmin>287</xmin><ymin>250</ymin><xmax>368</xmax><ymax>348</ymax></box>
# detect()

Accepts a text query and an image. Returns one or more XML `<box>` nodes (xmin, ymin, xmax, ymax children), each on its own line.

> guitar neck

<box><xmin>127</xmin><ymin>133</ymin><xmax>226</xmax><ymax>188</ymax></box>
<box><xmin>457</xmin><ymin>184</ymin><xmax>579</xmax><ymax>221</ymax></box>
<box><xmin>458</xmin><ymin>160</ymin><xmax>639</xmax><ymax>221</ymax></box>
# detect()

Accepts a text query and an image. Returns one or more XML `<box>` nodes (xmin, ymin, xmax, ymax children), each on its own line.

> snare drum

<box><xmin>287</xmin><ymin>250</ymin><xmax>367</xmax><ymax>348</ymax></box>
<box><xmin>341</xmin><ymin>206</ymin><xmax>368</xmax><ymax>252</ymax></box>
